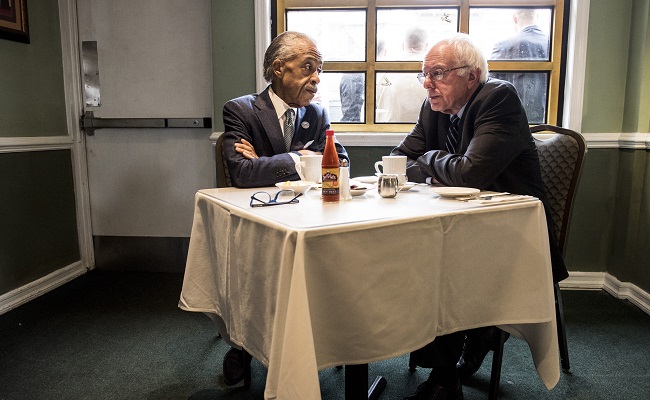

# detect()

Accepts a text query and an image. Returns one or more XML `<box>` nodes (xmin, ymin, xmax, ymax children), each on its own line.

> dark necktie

<box><xmin>283</xmin><ymin>109</ymin><xmax>295</xmax><ymax>151</ymax></box>
<box><xmin>446</xmin><ymin>115</ymin><xmax>460</xmax><ymax>153</ymax></box>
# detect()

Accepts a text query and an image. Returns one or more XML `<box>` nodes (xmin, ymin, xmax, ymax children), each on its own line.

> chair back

<box><xmin>531</xmin><ymin>124</ymin><xmax>587</xmax><ymax>256</ymax></box>
<box><xmin>213</xmin><ymin>132</ymin><xmax>232</xmax><ymax>188</ymax></box>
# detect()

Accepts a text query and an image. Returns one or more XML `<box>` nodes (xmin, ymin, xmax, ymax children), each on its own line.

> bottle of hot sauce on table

<box><xmin>321</xmin><ymin>129</ymin><xmax>340</xmax><ymax>202</ymax></box>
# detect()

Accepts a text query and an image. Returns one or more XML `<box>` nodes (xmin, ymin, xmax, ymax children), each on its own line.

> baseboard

<box><xmin>559</xmin><ymin>271</ymin><xmax>607</xmax><ymax>289</ymax></box>
<box><xmin>602</xmin><ymin>274</ymin><xmax>650</xmax><ymax>316</ymax></box>
<box><xmin>2</xmin><ymin>267</ymin><xmax>648</xmax><ymax>317</ymax></box>
<box><xmin>93</xmin><ymin>236</ymin><xmax>190</xmax><ymax>273</ymax></box>
<box><xmin>560</xmin><ymin>271</ymin><xmax>650</xmax><ymax>315</ymax></box>
<box><xmin>0</xmin><ymin>262</ymin><xmax>88</xmax><ymax>315</ymax></box>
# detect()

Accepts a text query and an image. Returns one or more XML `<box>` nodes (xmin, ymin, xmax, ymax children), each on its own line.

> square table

<box><xmin>179</xmin><ymin>185</ymin><xmax>560</xmax><ymax>399</ymax></box>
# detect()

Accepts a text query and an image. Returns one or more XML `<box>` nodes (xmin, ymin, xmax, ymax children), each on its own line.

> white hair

<box><xmin>437</xmin><ymin>33</ymin><xmax>489</xmax><ymax>83</ymax></box>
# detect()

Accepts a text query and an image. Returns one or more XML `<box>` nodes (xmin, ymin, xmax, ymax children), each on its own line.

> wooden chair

<box><xmin>213</xmin><ymin>131</ymin><xmax>232</xmax><ymax>188</ymax></box>
<box><xmin>489</xmin><ymin>124</ymin><xmax>587</xmax><ymax>399</ymax></box>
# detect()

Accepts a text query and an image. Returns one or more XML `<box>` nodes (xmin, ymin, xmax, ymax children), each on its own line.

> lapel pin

<box><xmin>301</xmin><ymin>121</ymin><xmax>310</xmax><ymax>129</ymax></box>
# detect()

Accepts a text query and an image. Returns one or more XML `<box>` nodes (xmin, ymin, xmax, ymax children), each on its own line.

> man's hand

<box><xmin>235</xmin><ymin>139</ymin><xmax>259</xmax><ymax>159</ymax></box>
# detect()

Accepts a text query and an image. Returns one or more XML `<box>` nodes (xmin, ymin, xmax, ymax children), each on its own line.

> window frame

<box><xmin>274</xmin><ymin>0</ymin><xmax>567</xmax><ymax>133</ymax></box>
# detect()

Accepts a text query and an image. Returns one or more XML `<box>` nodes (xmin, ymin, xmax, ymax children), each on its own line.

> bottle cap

<box><xmin>341</xmin><ymin>159</ymin><xmax>348</xmax><ymax>167</ymax></box>
<box><xmin>326</xmin><ymin>129</ymin><xmax>334</xmax><ymax>136</ymax></box>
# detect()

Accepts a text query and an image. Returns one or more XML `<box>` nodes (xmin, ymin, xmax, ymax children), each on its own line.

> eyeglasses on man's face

<box><xmin>417</xmin><ymin>65</ymin><xmax>470</xmax><ymax>84</ymax></box>
<box><xmin>250</xmin><ymin>189</ymin><xmax>303</xmax><ymax>207</ymax></box>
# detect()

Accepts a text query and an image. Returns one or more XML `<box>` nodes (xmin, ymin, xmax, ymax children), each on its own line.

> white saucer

<box><xmin>350</xmin><ymin>184</ymin><xmax>371</xmax><ymax>196</ymax></box>
<box><xmin>375</xmin><ymin>172</ymin><xmax>407</xmax><ymax>178</ymax></box>
<box><xmin>430</xmin><ymin>186</ymin><xmax>480</xmax><ymax>198</ymax></box>
<box><xmin>398</xmin><ymin>182</ymin><xmax>417</xmax><ymax>192</ymax></box>
<box><xmin>353</xmin><ymin>176</ymin><xmax>378</xmax><ymax>184</ymax></box>
<box><xmin>275</xmin><ymin>180</ymin><xmax>315</xmax><ymax>194</ymax></box>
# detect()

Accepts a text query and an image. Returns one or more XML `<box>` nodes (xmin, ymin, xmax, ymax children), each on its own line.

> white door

<box><xmin>76</xmin><ymin>0</ymin><xmax>214</xmax><ymax>237</ymax></box>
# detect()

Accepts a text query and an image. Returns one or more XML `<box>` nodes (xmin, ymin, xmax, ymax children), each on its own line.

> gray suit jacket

<box><xmin>222</xmin><ymin>86</ymin><xmax>348</xmax><ymax>188</ymax></box>
<box><xmin>392</xmin><ymin>78</ymin><xmax>568</xmax><ymax>282</ymax></box>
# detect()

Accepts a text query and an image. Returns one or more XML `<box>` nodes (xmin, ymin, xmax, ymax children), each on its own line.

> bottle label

<box><xmin>321</xmin><ymin>167</ymin><xmax>340</xmax><ymax>196</ymax></box>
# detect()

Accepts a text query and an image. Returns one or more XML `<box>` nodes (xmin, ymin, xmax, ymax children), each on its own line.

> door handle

<box><xmin>81</xmin><ymin>111</ymin><xmax>212</xmax><ymax>135</ymax></box>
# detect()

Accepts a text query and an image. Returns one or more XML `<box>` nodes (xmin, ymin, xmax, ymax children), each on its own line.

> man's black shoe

<box><xmin>456</xmin><ymin>326</ymin><xmax>509</xmax><ymax>378</ymax></box>
<box><xmin>223</xmin><ymin>347</ymin><xmax>252</xmax><ymax>386</ymax></box>
<box><xmin>403</xmin><ymin>378</ymin><xmax>464</xmax><ymax>400</ymax></box>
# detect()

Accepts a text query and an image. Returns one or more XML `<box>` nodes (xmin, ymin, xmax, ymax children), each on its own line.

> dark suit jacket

<box><xmin>490</xmin><ymin>25</ymin><xmax>549</xmax><ymax>60</ymax></box>
<box><xmin>222</xmin><ymin>86</ymin><xmax>349</xmax><ymax>188</ymax></box>
<box><xmin>392</xmin><ymin>78</ymin><xmax>568</xmax><ymax>282</ymax></box>
<box><xmin>490</xmin><ymin>25</ymin><xmax>549</xmax><ymax>123</ymax></box>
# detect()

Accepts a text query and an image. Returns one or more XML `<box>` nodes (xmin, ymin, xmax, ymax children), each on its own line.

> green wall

<box><xmin>563</xmin><ymin>149</ymin><xmax>619</xmax><ymax>273</ymax></box>
<box><xmin>211</xmin><ymin>0</ymin><xmax>256</xmax><ymax>131</ymax></box>
<box><xmin>572</xmin><ymin>0</ymin><xmax>650</xmax><ymax>293</ymax></box>
<box><xmin>0</xmin><ymin>150</ymin><xmax>80</xmax><ymax>294</ymax></box>
<box><xmin>0</xmin><ymin>0</ymin><xmax>67</xmax><ymax>137</ymax></box>
<box><xmin>0</xmin><ymin>0</ymin><xmax>79</xmax><ymax>296</ymax></box>
<box><xmin>623</xmin><ymin>0</ymin><xmax>650</xmax><ymax>132</ymax></box>
<box><xmin>581</xmin><ymin>0</ymin><xmax>632</xmax><ymax>133</ymax></box>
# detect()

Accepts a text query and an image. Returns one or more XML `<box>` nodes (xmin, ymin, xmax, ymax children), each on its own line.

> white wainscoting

<box><xmin>561</xmin><ymin>272</ymin><xmax>650</xmax><ymax>316</ymax></box>
<box><xmin>0</xmin><ymin>262</ymin><xmax>88</xmax><ymax>315</ymax></box>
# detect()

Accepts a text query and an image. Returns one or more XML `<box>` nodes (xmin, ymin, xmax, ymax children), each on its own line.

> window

<box><xmin>276</xmin><ymin>0</ymin><xmax>566</xmax><ymax>132</ymax></box>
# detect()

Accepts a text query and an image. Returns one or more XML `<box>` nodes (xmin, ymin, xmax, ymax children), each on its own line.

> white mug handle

<box><xmin>374</xmin><ymin>161</ymin><xmax>383</xmax><ymax>175</ymax></box>
<box><xmin>295</xmin><ymin>161</ymin><xmax>306</xmax><ymax>181</ymax></box>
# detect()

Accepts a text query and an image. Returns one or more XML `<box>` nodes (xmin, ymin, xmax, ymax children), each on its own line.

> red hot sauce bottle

<box><xmin>321</xmin><ymin>129</ymin><xmax>340</xmax><ymax>202</ymax></box>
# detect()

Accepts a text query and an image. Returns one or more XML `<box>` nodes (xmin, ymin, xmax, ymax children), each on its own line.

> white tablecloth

<box><xmin>179</xmin><ymin>186</ymin><xmax>560</xmax><ymax>399</ymax></box>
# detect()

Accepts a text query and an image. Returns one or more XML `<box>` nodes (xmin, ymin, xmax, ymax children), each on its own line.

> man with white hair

<box><xmin>392</xmin><ymin>33</ymin><xmax>567</xmax><ymax>400</ymax></box>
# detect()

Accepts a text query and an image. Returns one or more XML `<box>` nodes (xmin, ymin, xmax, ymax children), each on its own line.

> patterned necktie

<box><xmin>446</xmin><ymin>115</ymin><xmax>461</xmax><ymax>153</ymax></box>
<box><xmin>283</xmin><ymin>109</ymin><xmax>295</xmax><ymax>151</ymax></box>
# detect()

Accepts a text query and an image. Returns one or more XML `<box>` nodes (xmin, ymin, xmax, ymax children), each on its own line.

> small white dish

<box><xmin>275</xmin><ymin>180</ymin><xmax>315</xmax><ymax>194</ymax></box>
<box><xmin>430</xmin><ymin>186</ymin><xmax>480</xmax><ymax>198</ymax></box>
<box><xmin>353</xmin><ymin>176</ymin><xmax>378</xmax><ymax>184</ymax></box>
<box><xmin>398</xmin><ymin>182</ymin><xmax>417</xmax><ymax>192</ymax></box>
<box><xmin>350</xmin><ymin>184</ymin><xmax>371</xmax><ymax>196</ymax></box>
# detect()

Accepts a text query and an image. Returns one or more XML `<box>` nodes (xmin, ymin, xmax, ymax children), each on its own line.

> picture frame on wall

<box><xmin>0</xmin><ymin>0</ymin><xmax>29</xmax><ymax>44</ymax></box>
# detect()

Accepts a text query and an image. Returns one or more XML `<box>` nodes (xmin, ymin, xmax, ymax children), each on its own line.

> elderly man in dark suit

<box><xmin>222</xmin><ymin>31</ymin><xmax>348</xmax><ymax>189</ymax></box>
<box><xmin>391</xmin><ymin>33</ymin><xmax>567</xmax><ymax>400</ymax></box>
<box><xmin>219</xmin><ymin>31</ymin><xmax>348</xmax><ymax>385</ymax></box>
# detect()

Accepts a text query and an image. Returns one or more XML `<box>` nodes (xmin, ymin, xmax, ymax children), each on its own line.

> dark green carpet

<box><xmin>1</xmin><ymin>271</ymin><xmax>648</xmax><ymax>399</ymax></box>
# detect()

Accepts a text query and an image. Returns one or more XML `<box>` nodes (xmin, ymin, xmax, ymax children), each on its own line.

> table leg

<box><xmin>344</xmin><ymin>364</ymin><xmax>387</xmax><ymax>400</ymax></box>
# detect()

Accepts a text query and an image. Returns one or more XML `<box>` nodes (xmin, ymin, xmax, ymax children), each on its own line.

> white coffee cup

<box><xmin>295</xmin><ymin>154</ymin><xmax>323</xmax><ymax>183</ymax></box>
<box><xmin>375</xmin><ymin>155</ymin><xmax>407</xmax><ymax>185</ymax></box>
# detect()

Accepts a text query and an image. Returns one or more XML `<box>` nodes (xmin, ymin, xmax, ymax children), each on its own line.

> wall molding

<box><xmin>254</xmin><ymin>0</ymin><xmax>271</xmax><ymax>94</ymax></box>
<box><xmin>0</xmin><ymin>136</ymin><xmax>74</xmax><ymax>153</ymax></box>
<box><xmin>563</xmin><ymin>0</ymin><xmax>590</xmax><ymax>132</ymax></box>
<box><xmin>331</xmin><ymin>131</ymin><xmax>647</xmax><ymax>148</ymax></box>
<box><xmin>560</xmin><ymin>271</ymin><xmax>650</xmax><ymax>316</ymax></box>
<box><xmin>11</xmin><ymin>131</ymin><xmax>646</xmax><ymax>150</ymax></box>
<box><xmin>59</xmin><ymin>0</ymin><xmax>96</xmax><ymax>271</ymax></box>
<box><xmin>0</xmin><ymin>262</ymin><xmax>88</xmax><ymax>315</ymax></box>
<box><xmin>603</xmin><ymin>274</ymin><xmax>650</xmax><ymax>316</ymax></box>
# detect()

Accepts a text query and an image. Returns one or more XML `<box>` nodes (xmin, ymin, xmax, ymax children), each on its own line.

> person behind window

<box><xmin>376</xmin><ymin>27</ymin><xmax>429</xmax><ymax>123</ymax></box>
<box><xmin>490</xmin><ymin>9</ymin><xmax>550</xmax><ymax>123</ymax></box>
<box><xmin>339</xmin><ymin>73</ymin><xmax>365</xmax><ymax>122</ymax></box>
<box><xmin>222</xmin><ymin>31</ymin><xmax>349</xmax><ymax>189</ymax></box>
<box><xmin>219</xmin><ymin>31</ymin><xmax>349</xmax><ymax>385</ymax></box>
<box><xmin>338</xmin><ymin>38</ymin><xmax>388</xmax><ymax>123</ymax></box>
<box><xmin>390</xmin><ymin>33</ymin><xmax>567</xmax><ymax>400</ymax></box>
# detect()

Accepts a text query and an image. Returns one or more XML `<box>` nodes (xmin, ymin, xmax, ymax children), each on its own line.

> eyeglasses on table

<box><xmin>250</xmin><ymin>189</ymin><xmax>303</xmax><ymax>207</ymax></box>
